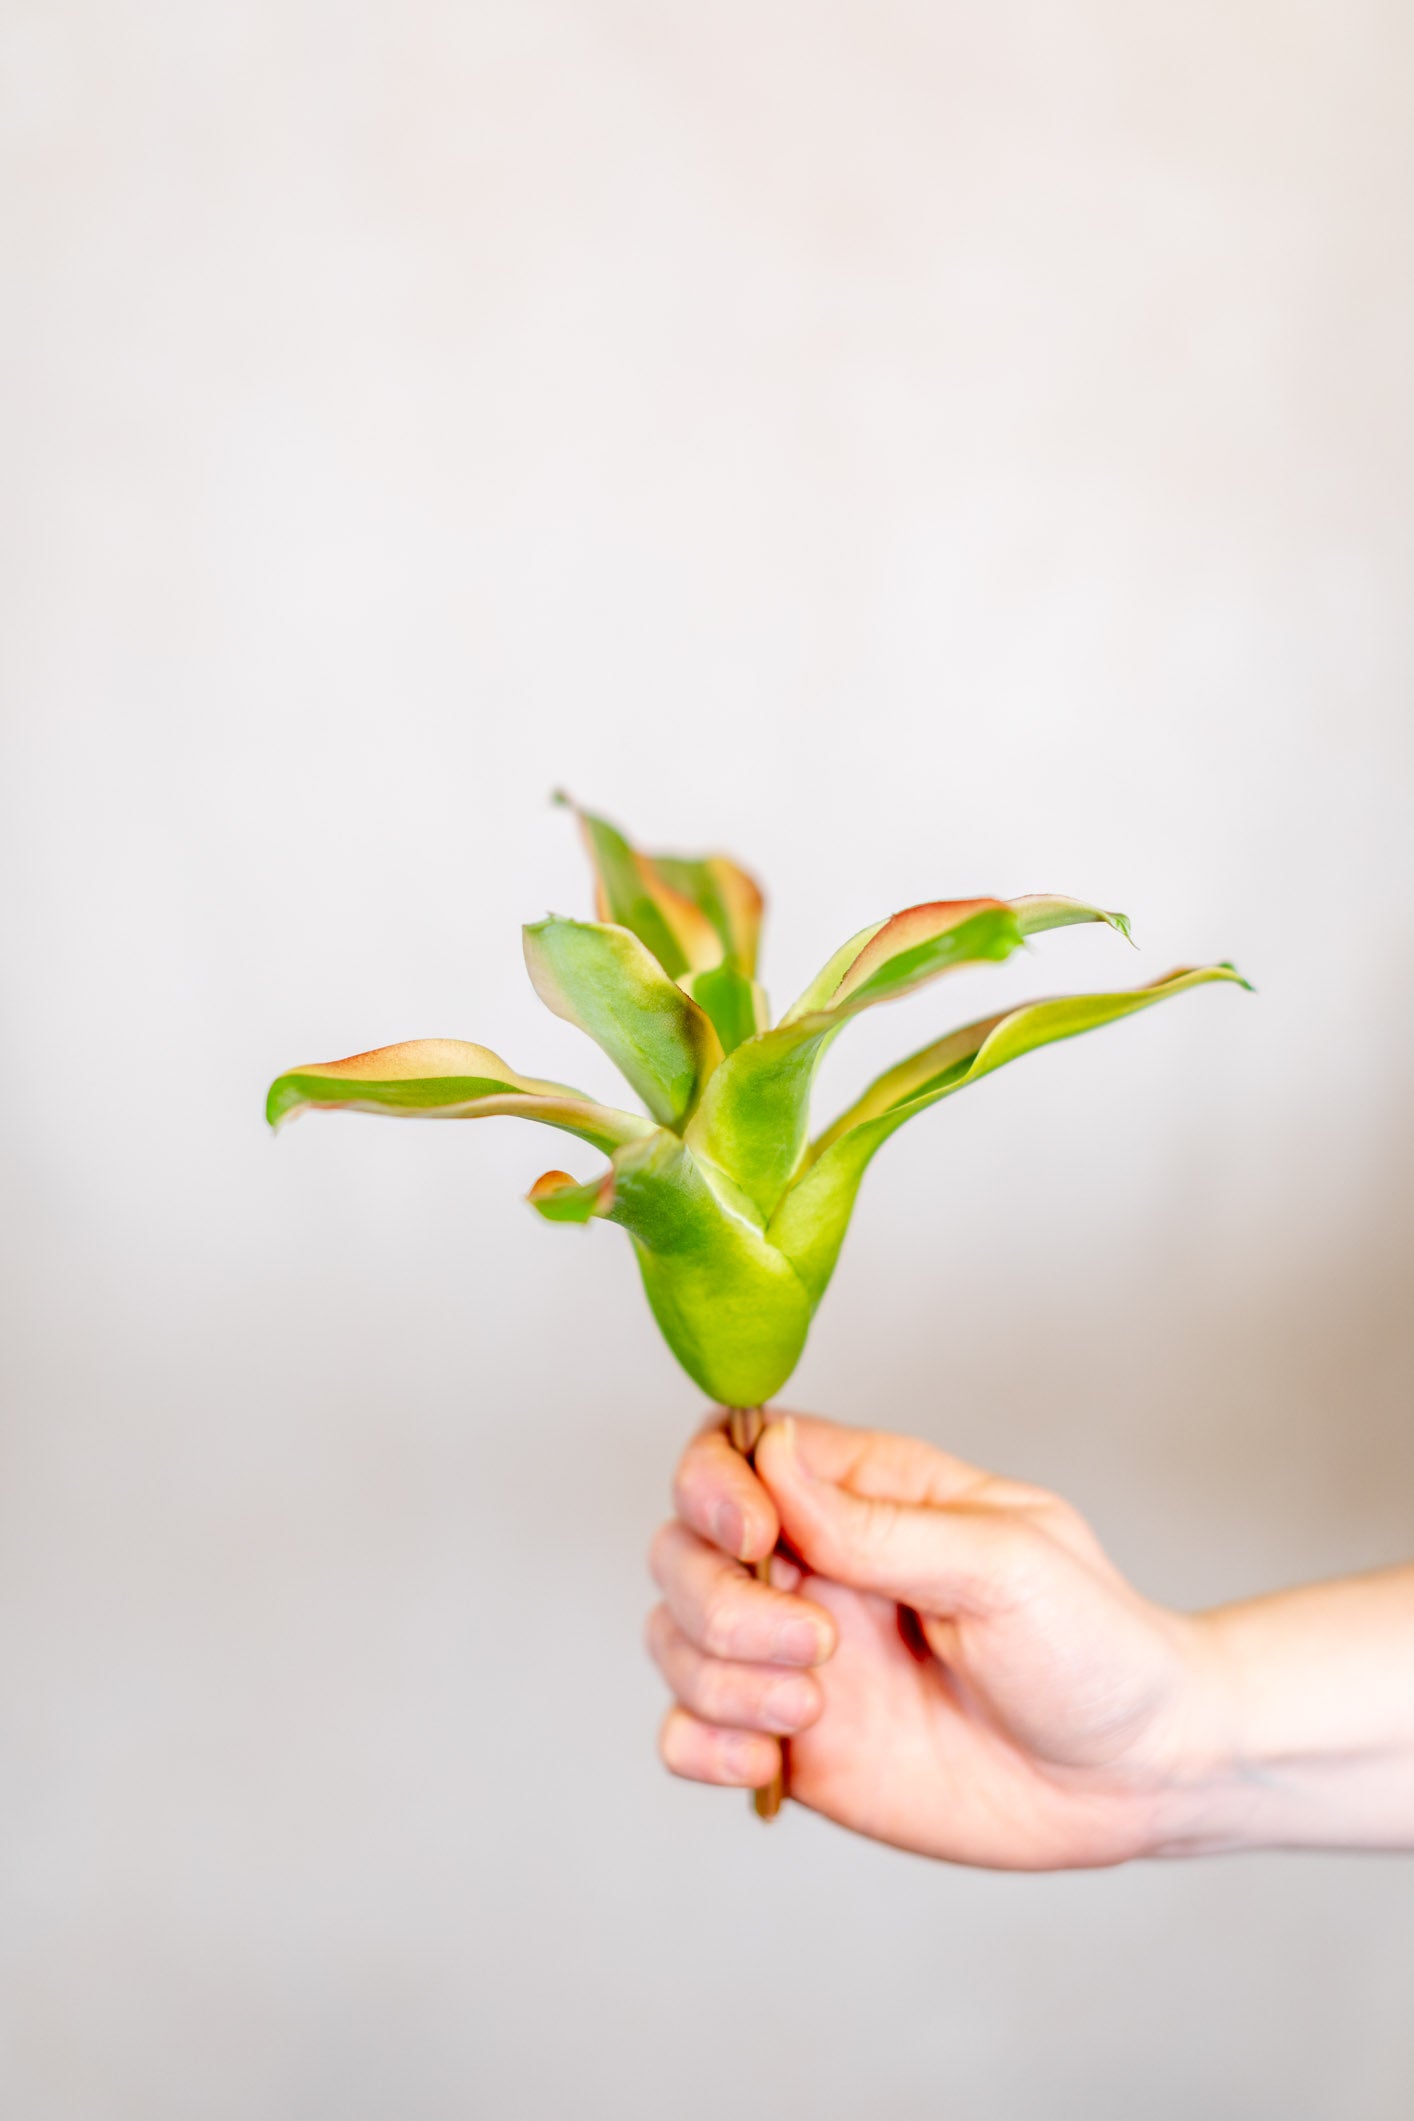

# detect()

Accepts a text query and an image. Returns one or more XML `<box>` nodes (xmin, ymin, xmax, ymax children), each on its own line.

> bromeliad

<box><xmin>266</xmin><ymin>797</ymin><xmax>1249</xmax><ymax>1813</ymax></box>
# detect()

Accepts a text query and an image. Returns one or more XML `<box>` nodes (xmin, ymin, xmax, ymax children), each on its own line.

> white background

<box><xmin>3</xmin><ymin>4</ymin><xmax>1413</xmax><ymax>2114</ymax></box>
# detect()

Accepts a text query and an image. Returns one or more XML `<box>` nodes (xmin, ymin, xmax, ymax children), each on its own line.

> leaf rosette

<box><xmin>268</xmin><ymin>801</ymin><xmax>1249</xmax><ymax>1404</ymax></box>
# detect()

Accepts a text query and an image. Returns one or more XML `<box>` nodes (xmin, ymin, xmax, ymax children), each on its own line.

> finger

<box><xmin>648</xmin><ymin>1520</ymin><xmax>835</xmax><ymax>1665</ymax></box>
<box><xmin>645</xmin><ymin>1604</ymin><xmax>824</xmax><ymax>1734</ymax></box>
<box><xmin>672</xmin><ymin>1421</ymin><xmax>779</xmax><ymax>1564</ymax></box>
<box><xmin>755</xmin><ymin>1417</ymin><xmax>1028</xmax><ymax>1617</ymax></box>
<box><xmin>781</xmin><ymin>1412</ymin><xmax>1000</xmax><ymax>1507</ymax></box>
<box><xmin>659</xmin><ymin>1706</ymin><xmax>781</xmax><ymax>1789</ymax></box>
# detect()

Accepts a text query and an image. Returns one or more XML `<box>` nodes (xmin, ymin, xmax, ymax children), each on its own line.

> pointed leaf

<box><xmin>689</xmin><ymin>901</ymin><xmax>1026</xmax><ymax>1217</ymax></box>
<box><xmin>772</xmin><ymin>964</ymin><xmax>1251</xmax><ymax>1301</ymax></box>
<box><xmin>556</xmin><ymin>795</ymin><xmax>721</xmax><ymax>977</ymax></box>
<box><xmin>779</xmin><ymin>895</ymin><xmax>1126</xmax><ymax>1027</ymax></box>
<box><xmin>830</xmin><ymin>899</ymin><xmax>1023</xmax><ymax>1009</ymax></box>
<box><xmin>265</xmin><ymin>1039</ymin><xmax>654</xmax><ymax>1153</ymax></box>
<box><xmin>780</xmin><ymin>920</ymin><xmax>887</xmax><ymax>1022</ymax></box>
<box><xmin>649</xmin><ymin>853</ymin><xmax>765</xmax><ymax>977</ymax></box>
<box><xmin>1010</xmin><ymin>894</ymin><xmax>1133</xmax><ymax>943</ymax></box>
<box><xmin>523</xmin><ymin>916</ymin><xmax>723</xmax><ymax>1128</ymax></box>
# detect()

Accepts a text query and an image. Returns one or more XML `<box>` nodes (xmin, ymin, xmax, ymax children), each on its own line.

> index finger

<box><xmin>672</xmin><ymin>1417</ymin><xmax>780</xmax><ymax>1564</ymax></box>
<box><xmin>779</xmin><ymin>1414</ymin><xmax>1020</xmax><ymax>1509</ymax></box>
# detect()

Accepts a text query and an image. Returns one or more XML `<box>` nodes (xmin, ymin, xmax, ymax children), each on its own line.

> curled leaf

<box><xmin>526</xmin><ymin>1167</ymin><xmax>614</xmax><ymax>1223</ymax></box>
<box><xmin>601</xmin><ymin>1133</ymin><xmax>812</xmax><ymax>1405</ymax></box>
<box><xmin>523</xmin><ymin>916</ymin><xmax>723</xmax><ymax>1128</ymax></box>
<box><xmin>689</xmin><ymin>900</ymin><xmax>1026</xmax><ymax>1217</ymax></box>
<box><xmin>1009</xmin><ymin>894</ymin><xmax>1133</xmax><ymax>943</ymax></box>
<box><xmin>680</xmin><ymin>960</ymin><xmax>768</xmax><ymax>1055</ymax></box>
<box><xmin>555</xmin><ymin>795</ymin><xmax>719</xmax><ymax>976</ymax></box>
<box><xmin>557</xmin><ymin>795</ymin><xmax>766</xmax><ymax>979</ymax></box>
<box><xmin>649</xmin><ymin>852</ymin><xmax>765</xmax><ymax>977</ymax></box>
<box><xmin>772</xmin><ymin>964</ymin><xmax>1252</xmax><ymax>1301</ymax></box>
<box><xmin>526</xmin><ymin>1128</ymin><xmax>812</xmax><ymax>1403</ymax></box>
<box><xmin>266</xmin><ymin>1038</ymin><xmax>654</xmax><ymax>1153</ymax></box>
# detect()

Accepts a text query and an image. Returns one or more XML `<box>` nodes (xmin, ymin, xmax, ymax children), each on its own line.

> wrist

<box><xmin>1141</xmin><ymin>1608</ymin><xmax>1281</xmax><ymax>1857</ymax></box>
<box><xmin>1144</xmin><ymin>1572</ymin><xmax>1414</xmax><ymax>1857</ymax></box>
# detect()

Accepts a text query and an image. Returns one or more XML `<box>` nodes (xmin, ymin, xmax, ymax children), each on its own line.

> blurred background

<box><xmin>3</xmin><ymin>3</ymin><xmax>1413</xmax><ymax>2115</ymax></box>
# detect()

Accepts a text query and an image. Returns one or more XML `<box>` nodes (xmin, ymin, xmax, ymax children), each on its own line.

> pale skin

<box><xmin>646</xmin><ymin>1412</ymin><xmax>1414</xmax><ymax>1866</ymax></box>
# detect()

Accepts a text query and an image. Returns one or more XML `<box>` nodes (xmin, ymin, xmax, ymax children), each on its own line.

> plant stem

<box><xmin>725</xmin><ymin>1404</ymin><xmax>786</xmax><ymax>1821</ymax></box>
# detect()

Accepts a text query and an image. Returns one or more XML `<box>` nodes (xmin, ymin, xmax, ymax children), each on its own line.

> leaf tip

<box><xmin>265</xmin><ymin>1078</ymin><xmax>302</xmax><ymax>1131</ymax></box>
<box><xmin>526</xmin><ymin>1165</ymin><xmax>616</xmax><ymax>1223</ymax></box>
<box><xmin>528</xmin><ymin>1168</ymin><xmax>577</xmax><ymax>1202</ymax></box>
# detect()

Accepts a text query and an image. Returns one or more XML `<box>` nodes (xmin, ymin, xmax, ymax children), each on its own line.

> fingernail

<box><xmin>763</xmin><ymin>1675</ymin><xmax>815</xmax><ymax>1732</ymax></box>
<box><xmin>775</xmin><ymin>1617</ymin><xmax>826</xmax><ymax>1665</ymax></box>
<box><xmin>713</xmin><ymin>1501</ymin><xmax>746</xmax><ymax>1558</ymax></box>
<box><xmin>777</xmin><ymin>1415</ymin><xmax>809</xmax><ymax>1474</ymax></box>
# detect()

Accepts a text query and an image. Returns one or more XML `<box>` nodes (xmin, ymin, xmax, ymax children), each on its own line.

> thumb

<box><xmin>755</xmin><ymin>1417</ymin><xmax>1019</xmax><ymax>1617</ymax></box>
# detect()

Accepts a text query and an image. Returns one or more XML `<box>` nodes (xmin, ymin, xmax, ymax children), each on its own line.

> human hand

<box><xmin>647</xmin><ymin>1412</ymin><xmax>1225</xmax><ymax>1867</ymax></box>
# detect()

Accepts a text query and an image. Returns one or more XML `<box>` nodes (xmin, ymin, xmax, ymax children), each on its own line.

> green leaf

<box><xmin>682</xmin><ymin>960</ymin><xmax>768</xmax><ymax>1056</ymax></box>
<box><xmin>555</xmin><ymin>794</ymin><xmax>722</xmax><ymax>977</ymax></box>
<box><xmin>526</xmin><ymin>1130</ymin><xmax>812</xmax><ymax>1402</ymax></box>
<box><xmin>836</xmin><ymin>902</ymin><xmax>1023</xmax><ymax>1008</ymax></box>
<box><xmin>601</xmin><ymin>1133</ymin><xmax>814</xmax><ymax>1405</ymax></box>
<box><xmin>265</xmin><ymin>1038</ymin><xmax>654</xmax><ymax>1154</ymax></box>
<box><xmin>648</xmin><ymin>852</ymin><xmax>765</xmax><ymax>978</ymax></box>
<box><xmin>525</xmin><ymin>1167</ymin><xmax>612</xmax><ymax>1222</ymax></box>
<box><xmin>1009</xmin><ymin>893</ymin><xmax>1132</xmax><ymax>942</ymax></box>
<box><xmin>779</xmin><ymin>920</ymin><xmax>887</xmax><ymax>1022</ymax></box>
<box><xmin>779</xmin><ymin>900</ymin><xmax>1020</xmax><ymax>1023</ymax></box>
<box><xmin>771</xmin><ymin>964</ymin><xmax>1252</xmax><ymax>1302</ymax></box>
<box><xmin>688</xmin><ymin>901</ymin><xmax>1026</xmax><ymax>1217</ymax></box>
<box><xmin>523</xmin><ymin>916</ymin><xmax>723</xmax><ymax>1129</ymax></box>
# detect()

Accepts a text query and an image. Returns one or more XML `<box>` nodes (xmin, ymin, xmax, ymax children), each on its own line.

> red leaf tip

<box><xmin>528</xmin><ymin>1169</ymin><xmax>576</xmax><ymax>1201</ymax></box>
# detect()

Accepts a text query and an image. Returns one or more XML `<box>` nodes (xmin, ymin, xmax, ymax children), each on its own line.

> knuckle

<box><xmin>699</xmin><ymin>1586</ymin><xmax>746</xmax><ymax>1662</ymax></box>
<box><xmin>1039</xmin><ymin>1492</ymin><xmax>1097</xmax><ymax>1550</ymax></box>
<box><xmin>694</xmin><ymin>1659</ymin><xmax>737</xmax><ymax>1725</ymax></box>
<box><xmin>856</xmin><ymin>1496</ymin><xmax>905</xmax><ymax>1564</ymax></box>
<box><xmin>981</xmin><ymin>1518</ymin><xmax>1045</xmax><ymax>1606</ymax></box>
<box><xmin>1007</xmin><ymin>1478</ymin><xmax>1062</xmax><ymax>1512</ymax></box>
<box><xmin>700</xmin><ymin>1590</ymin><xmax>741</xmax><ymax>1660</ymax></box>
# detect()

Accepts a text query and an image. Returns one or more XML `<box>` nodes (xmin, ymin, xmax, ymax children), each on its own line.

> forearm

<box><xmin>1157</xmin><ymin>1565</ymin><xmax>1414</xmax><ymax>1855</ymax></box>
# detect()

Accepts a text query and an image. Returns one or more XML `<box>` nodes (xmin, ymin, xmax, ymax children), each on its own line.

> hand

<box><xmin>647</xmin><ymin>1411</ymin><xmax>1222</xmax><ymax>1868</ymax></box>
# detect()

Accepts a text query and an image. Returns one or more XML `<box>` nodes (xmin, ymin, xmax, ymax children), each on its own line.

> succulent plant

<box><xmin>269</xmin><ymin>799</ymin><xmax>1249</xmax><ymax>1816</ymax></box>
<box><xmin>267</xmin><ymin>796</ymin><xmax>1249</xmax><ymax>1412</ymax></box>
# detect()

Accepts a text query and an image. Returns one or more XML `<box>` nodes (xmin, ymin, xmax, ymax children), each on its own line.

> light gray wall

<box><xmin>3</xmin><ymin>4</ymin><xmax>1413</xmax><ymax>2116</ymax></box>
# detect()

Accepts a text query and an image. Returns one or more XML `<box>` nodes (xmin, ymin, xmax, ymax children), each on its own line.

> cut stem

<box><xmin>726</xmin><ymin>1404</ymin><xmax>786</xmax><ymax>1822</ymax></box>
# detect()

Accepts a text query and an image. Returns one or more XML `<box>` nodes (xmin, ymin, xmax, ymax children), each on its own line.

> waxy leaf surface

<box><xmin>523</xmin><ymin>916</ymin><xmax>723</xmax><ymax>1128</ymax></box>
<box><xmin>265</xmin><ymin>1039</ymin><xmax>653</xmax><ymax>1154</ymax></box>
<box><xmin>608</xmin><ymin>1134</ymin><xmax>814</xmax><ymax>1404</ymax></box>
<box><xmin>682</xmin><ymin>960</ymin><xmax>768</xmax><ymax>1056</ymax></box>
<box><xmin>771</xmin><ymin>964</ymin><xmax>1251</xmax><ymax>1301</ymax></box>
<box><xmin>555</xmin><ymin>795</ymin><xmax>720</xmax><ymax>976</ymax></box>
<box><xmin>272</xmin><ymin>798</ymin><xmax>1249</xmax><ymax>1413</ymax></box>
<box><xmin>1009</xmin><ymin>894</ymin><xmax>1132</xmax><ymax>943</ymax></box>
<box><xmin>649</xmin><ymin>853</ymin><xmax>765</xmax><ymax>977</ymax></box>
<box><xmin>689</xmin><ymin>901</ymin><xmax>1025</xmax><ymax>1217</ymax></box>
